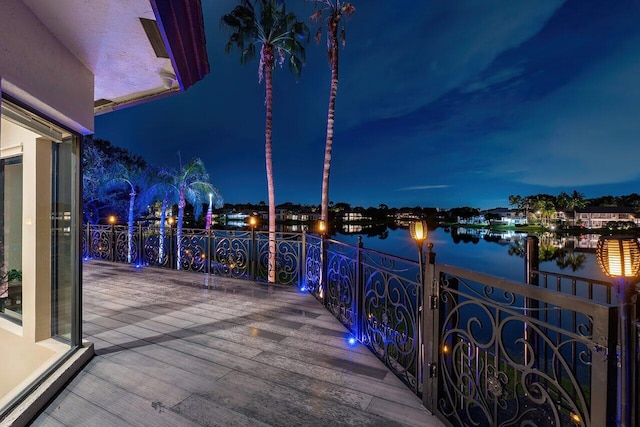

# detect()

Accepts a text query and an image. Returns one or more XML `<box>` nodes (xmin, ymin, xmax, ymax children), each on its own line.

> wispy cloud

<box><xmin>459</xmin><ymin>67</ymin><xmax>524</xmax><ymax>94</ymax></box>
<box><xmin>339</xmin><ymin>0</ymin><xmax>564</xmax><ymax>128</ymax></box>
<box><xmin>397</xmin><ymin>185</ymin><xmax>451</xmax><ymax>191</ymax></box>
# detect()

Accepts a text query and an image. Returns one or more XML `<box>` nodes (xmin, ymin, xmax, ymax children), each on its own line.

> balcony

<box><xmin>32</xmin><ymin>260</ymin><xmax>438</xmax><ymax>426</ymax></box>
<box><xmin>25</xmin><ymin>226</ymin><xmax>631</xmax><ymax>425</ymax></box>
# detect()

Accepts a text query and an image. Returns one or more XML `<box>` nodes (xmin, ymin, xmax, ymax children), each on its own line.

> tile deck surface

<box><xmin>32</xmin><ymin>260</ymin><xmax>443</xmax><ymax>427</ymax></box>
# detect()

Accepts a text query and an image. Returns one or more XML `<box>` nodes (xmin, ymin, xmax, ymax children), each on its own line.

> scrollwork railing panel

<box><xmin>360</xmin><ymin>250</ymin><xmax>422</xmax><ymax>394</ymax></box>
<box><xmin>435</xmin><ymin>265</ymin><xmax>614</xmax><ymax>427</ymax></box>
<box><xmin>213</xmin><ymin>230</ymin><xmax>250</xmax><ymax>279</ymax></box>
<box><xmin>304</xmin><ymin>235</ymin><xmax>322</xmax><ymax>297</ymax></box>
<box><xmin>325</xmin><ymin>249</ymin><xmax>356</xmax><ymax>330</ymax></box>
<box><xmin>255</xmin><ymin>232</ymin><xmax>302</xmax><ymax>286</ymax></box>
<box><xmin>89</xmin><ymin>225</ymin><xmax>113</xmax><ymax>260</ymax></box>
<box><xmin>142</xmin><ymin>229</ymin><xmax>170</xmax><ymax>268</ymax></box>
<box><xmin>177</xmin><ymin>229</ymin><xmax>208</xmax><ymax>272</ymax></box>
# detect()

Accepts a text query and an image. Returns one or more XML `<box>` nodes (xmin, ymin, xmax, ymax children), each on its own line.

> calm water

<box><xmin>332</xmin><ymin>227</ymin><xmax>610</xmax><ymax>284</ymax></box>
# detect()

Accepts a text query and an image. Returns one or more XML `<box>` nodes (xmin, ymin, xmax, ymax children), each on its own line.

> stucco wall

<box><xmin>0</xmin><ymin>0</ymin><xmax>94</xmax><ymax>134</ymax></box>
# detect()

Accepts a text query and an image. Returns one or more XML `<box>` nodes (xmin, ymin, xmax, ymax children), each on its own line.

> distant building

<box><xmin>289</xmin><ymin>211</ymin><xmax>320</xmax><ymax>222</ymax></box>
<box><xmin>393</xmin><ymin>210</ymin><xmax>421</xmax><ymax>221</ymax></box>
<box><xmin>483</xmin><ymin>208</ymin><xmax>528</xmax><ymax>226</ymax></box>
<box><xmin>569</xmin><ymin>207</ymin><xmax>640</xmax><ymax>228</ymax></box>
<box><xmin>457</xmin><ymin>215</ymin><xmax>489</xmax><ymax>225</ymax></box>
<box><xmin>340</xmin><ymin>211</ymin><xmax>372</xmax><ymax>222</ymax></box>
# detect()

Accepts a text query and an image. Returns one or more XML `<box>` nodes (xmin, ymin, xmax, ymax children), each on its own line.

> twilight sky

<box><xmin>95</xmin><ymin>0</ymin><xmax>640</xmax><ymax>209</ymax></box>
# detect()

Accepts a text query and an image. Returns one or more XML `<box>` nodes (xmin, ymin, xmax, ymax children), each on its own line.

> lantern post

<box><xmin>596</xmin><ymin>235</ymin><xmax>640</xmax><ymax>427</ymax></box>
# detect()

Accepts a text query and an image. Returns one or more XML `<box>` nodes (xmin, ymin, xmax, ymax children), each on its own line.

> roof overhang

<box><xmin>21</xmin><ymin>0</ymin><xmax>209</xmax><ymax>116</ymax></box>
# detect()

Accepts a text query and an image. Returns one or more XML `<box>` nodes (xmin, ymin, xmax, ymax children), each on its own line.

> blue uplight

<box><xmin>348</xmin><ymin>337</ymin><xmax>357</xmax><ymax>346</ymax></box>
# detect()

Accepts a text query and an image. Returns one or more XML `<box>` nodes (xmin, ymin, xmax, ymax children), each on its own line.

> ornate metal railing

<box><xmin>83</xmin><ymin>224</ymin><xmax>303</xmax><ymax>286</ymax></box>
<box><xmin>83</xmin><ymin>225</ymin><xmax>622</xmax><ymax>426</ymax></box>
<box><xmin>423</xmin><ymin>261</ymin><xmax>617</xmax><ymax>427</ymax></box>
<box><xmin>304</xmin><ymin>234</ymin><xmax>423</xmax><ymax>394</ymax></box>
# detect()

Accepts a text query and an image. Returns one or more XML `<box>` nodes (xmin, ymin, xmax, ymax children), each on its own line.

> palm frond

<box><xmin>342</xmin><ymin>3</ymin><xmax>355</xmax><ymax>17</ymax></box>
<box><xmin>222</xmin><ymin>0</ymin><xmax>309</xmax><ymax>81</ymax></box>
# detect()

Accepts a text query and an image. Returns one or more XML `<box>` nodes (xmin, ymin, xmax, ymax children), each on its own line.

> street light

<box><xmin>108</xmin><ymin>215</ymin><xmax>116</xmax><ymax>225</ymax></box>
<box><xmin>249</xmin><ymin>216</ymin><xmax>257</xmax><ymax>228</ymax></box>
<box><xmin>596</xmin><ymin>235</ymin><xmax>640</xmax><ymax>427</ymax></box>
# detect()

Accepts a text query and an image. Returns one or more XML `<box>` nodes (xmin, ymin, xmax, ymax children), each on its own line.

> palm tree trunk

<box><xmin>321</xmin><ymin>21</ymin><xmax>340</xmax><ymax>223</ymax></box>
<box><xmin>177</xmin><ymin>190</ymin><xmax>185</xmax><ymax>271</ymax></box>
<box><xmin>264</xmin><ymin>47</ymin><xmax>276</xmax><ymax>283</ymax></box>
<box><xmin>159</xmin><ymin>197</ymin><xmax>168</xmax><ymax>264</ymax></box>
<box><xmin>128</xmin><ymin>191</ymin><xmax>135</xmax><ymax>263</ymax></box>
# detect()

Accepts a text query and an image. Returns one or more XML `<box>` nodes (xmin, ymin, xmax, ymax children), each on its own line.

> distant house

<box><xmin>569</xmin><ymin>207</ymin><xmax>640</xmax><ymax>228</ymax></box>
<box><xmin>340</xmin><ymin>211</ymin><xmax>371</xmax><ymax>222</ymax></box>
<box><xmin>276</xmin><ymin>208</ymin><xmax>290</xmax><ymax>221</ymax></box>
<box><xmin>457</xmin><ymin>215</ymin><xmax>489</xmax><ymax>225</ymax></box>
<box><xmin>393</xmin><ymin>210</ymin><xmax>421</xmax><ymax>222</ymax></box>
<box><xmin>483</xmin><ymin>208</ymin><xmax>528</xmax><ymax>226</ymax></box>
<box><xmin>289</xmin><ymin>211</ymin><xmax>320</xmax><ymax>222</ymax></box>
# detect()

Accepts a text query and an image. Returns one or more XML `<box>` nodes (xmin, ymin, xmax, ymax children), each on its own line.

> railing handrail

<box><xmin>441</xmin><ymin>263</ymin><xmax>615</xmax><ymax>310</ymax></box>
<box><xmin>532</xmin><ymin>268</ymin><xmax>611</xmax><ymax>288</ymax></box>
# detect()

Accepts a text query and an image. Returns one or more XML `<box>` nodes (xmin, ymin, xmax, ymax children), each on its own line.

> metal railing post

<box><xmin>423</xmin><ymin>243</ymin><xmax>437</xmax><ymax>411</ymax></box>
<box><xmin>321</xmin><ymin>234</ymin><xmax>327</xmax><ymax>307</ymax></box>
<box><xmin>355</xmin><ymin>236</ymin><xmax>363</xmax><ymax>341</ymax></box>
<box><xmin>524</xmin><ymin>236</ymin><xmax>540</xmax><ymax>369</ymax></box>
<box><xmin>635</xmin><ymin>298</ymin><xmax>640</xmax><ymax>427</ymax></box>
<box><xmin>300</xmin><ymin>230</ymin><xmax>306</xmax><ymax>288</ymax></box>
<box><xmin>86</xmin><ymin>221</ymin><xmax>91</xmax><ymax>259</ymax></box>
<box><xmin>137</xmin><ymin>222</ymin><xmax>143</xmax><ymax>265</ymax></box>
<box><xmin>169</xmin><ymin>226</ymin><xmax>175</xmax><ymax>270</ymax></box>
<box><xmin>207</xmin><ymin>229</ymin><xmax>212</xmax><ymax>276</ymax></box>
<box><xmin>111</xmin><ymin>223</ymin><xmax>115</xmax><ymax>262</ymax></box>
<box><xmin>616</xmin><ymin>280</ymin><xmax>637</xmax><ymax>427</ymax></box>
<box><xmin>525</xmin><ymin>235</ymin><xmax>539</xmax><ymax>286</ymax></box>
<box><xmin>416</xmin><ymin>247</ymin><xmax>425</xmax><ymax>396</ymax></box>
<box><xmin>251</xmin><ymin>227</ymin><xmax>257</xmax><ymax>280</ymax></box>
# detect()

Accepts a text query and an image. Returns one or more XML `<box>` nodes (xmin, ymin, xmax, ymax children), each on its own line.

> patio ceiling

<box><xmin>21</xmin><ymin>0</ymin><xmax>209</xmax><ymax>115</ymax></box>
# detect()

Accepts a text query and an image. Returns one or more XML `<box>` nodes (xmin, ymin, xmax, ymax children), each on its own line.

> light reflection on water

<box><xmin>333</xmin><ymin>227</ymin><xmax>610</xmax><ymax>284</ymax></box>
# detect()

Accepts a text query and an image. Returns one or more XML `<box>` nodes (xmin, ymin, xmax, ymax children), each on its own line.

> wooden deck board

<box><xmin>33</xmin><ymin>261</ymin><xmax>443</xmax><ymax>426</ymax></box>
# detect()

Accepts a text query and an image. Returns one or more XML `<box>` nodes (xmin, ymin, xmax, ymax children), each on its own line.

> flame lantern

<box><xmin>596</xmin><ymin>236</ymin><xmax>640</xmax><ymax>279</ymax></box>
<box><xmin>410</xmin><ymin>220</ymin><xmax>428</xmax><ymax>251</ymax></box>
<box><xmin>318</xmin><ymin>220</ymin><xmax>327</xmax><ymax>235</ymax></box>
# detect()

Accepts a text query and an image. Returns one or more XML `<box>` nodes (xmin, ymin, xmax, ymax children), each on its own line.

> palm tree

<box><xmin>222</xmin><ymin>0</ymin><xmax>309</xmax><ymax>282</ymax></box>
<box><xmin>556</xmin><ymin>191</ymin><xmax>570</xmax><ymax>210</ymax></box>
<box><xmin>153</xmin><ymin>167</ymin><xmax>180</xmax><ymax>264</ymax></box>
<box><xmin>104</xmin><ymin>163</ymin><xmax>156</xmax><ymax>264</ymax></box>
<box><xmin>173</xmin><ymin>156</ymin><xmax>223</xmax><ymax>270</ymax></box>
<box><xmin>309</xmin><ymin>0</ymin><xmax>355</xmax><ymax>224</ymax></box>
<box><xmin>568</xmin><ymin>190</ymin><xmax>586</xmax><ymax>210</ymax></box>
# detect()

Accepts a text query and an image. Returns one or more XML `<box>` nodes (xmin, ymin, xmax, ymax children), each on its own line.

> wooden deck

<box><xmin>31</xmin><ymin>260</ymin><xmax>443</xmax><ymax>427</ymax></box>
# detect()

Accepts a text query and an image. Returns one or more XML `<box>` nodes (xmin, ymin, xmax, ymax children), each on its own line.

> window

<box><xmin>0</xmin><ymin>98</ymin><xmax>80</xmax><ymax>338</ymax></box>
<box><xmin>0</xmin><ymin>156</ymin><xmax>22</xmax><ymax>321</ymax></box>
